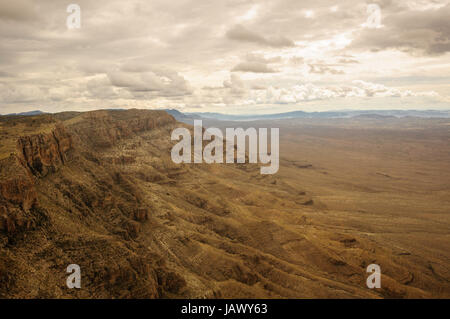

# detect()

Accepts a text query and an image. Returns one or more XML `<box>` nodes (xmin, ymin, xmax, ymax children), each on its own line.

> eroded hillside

<box><xmin>0</xmin><ymin>110</ymin><xmax>448</xmax><ymax>298</ymax></box>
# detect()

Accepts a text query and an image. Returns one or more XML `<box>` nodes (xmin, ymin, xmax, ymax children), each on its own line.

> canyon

<box><xmin>0</xmin><ymin>109</ymin><xmax>449</xmax><ymax>298</ymax></box>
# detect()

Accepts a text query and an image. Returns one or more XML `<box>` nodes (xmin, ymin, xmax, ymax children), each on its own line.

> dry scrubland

<box><xmin>0</xmin><ymin>110</ymin><xmax>449</xmax><ymax>298</ymax></box>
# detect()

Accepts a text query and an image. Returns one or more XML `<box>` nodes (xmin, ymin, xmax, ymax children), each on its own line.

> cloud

<box><xmin>194</xmin><ymin>76</ymin><xmax>440</xmax><ymax>108</ymax></box>
<box><xmin>0</xmin><ymin>0</ymin><xmax>37</xmax><ymax>21</ymax></box>
<box><xmin>0</xmin><ymin>0</ymin><xmax>448</xmax><ymax>112</ymax></box>
<box><xmin>226</xmin><ymin>24</ymin><xmax>295</xmax><ymax>47</ymax></box>
<box><xmin>0</xmin><ymin>71</ymin><xmax>15</xmax><ymax>78</ymax></box>
<box><xmin>108</xmin><ymin>71</ymin><xmax>163</xmax><ymax>92</ymax></box>
<box><xmin>0</xmin><ymin>83</ymin><xmax>45</xmax><ymax>103</ymax></box>
<box><xmin>231</xmin><ymin>53</ymin><xmax>281</xmax><ymax>73</ymax></box>
<box><xmin>350</xmin><ymin>80</ymin><xmax>438</xmax><ymax>98</ymax></box>
<box><xmin>107</xmin><ymin>65</ymin><xmax>192</xmax><ymax>98</ymax></box>
<box><xmin>85</xmin><ymin>76</ymin><xmax>121</xmax><ymax>99</ymax></box>
<box><xmin>351</xmin><ymin>4</ymin><xmax>450</xmax><ymax>55</ymax></box>
<box><xmin>223</xmin><ymin>74</ymin><xmax>247</xmax><ymax>96</ymax></box>
<box><xmin>337</xmin><ymin>58</ymin><xmax>359</xmax><ymax>64</ymax></box>
<box><xmin>232</xmin><ymin>62</ymin><xmax>277</xmax><ymax>73</ymax></box>
<box><xmin>245</xmin><ymin>80</ymin><xmax>439</xmax><ymax>105</ymax></box>
<box><xmin>308</xmin><ymin>63</ymin><xmax>345</xmax><ymax>75</ymax></box>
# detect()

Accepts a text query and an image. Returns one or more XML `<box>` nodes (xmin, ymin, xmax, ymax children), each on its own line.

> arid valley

<box><xmin>1</xmin><ymin>109</ymin><xmax>449</xmax><ymax>298</ymax></box>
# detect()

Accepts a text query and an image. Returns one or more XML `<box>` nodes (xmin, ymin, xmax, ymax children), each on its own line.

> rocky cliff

<box><xmin>0</xmin><ymin>109</ymin><xmax>183</xmax><ymax>298</ymax></box>
<box><xmin>16</xmin><ymin>123</ymin><xmax>73</xmax><ymax>177</ymax></box>
<box><xmin>1</xmin><ymin>122</ymin><xmax>74</xmax><ymax>235</ymax></box>
<box><xmin>71</xmin><ymin>110</ymin><xmax>175</xmax><ymax>148</ymax></box>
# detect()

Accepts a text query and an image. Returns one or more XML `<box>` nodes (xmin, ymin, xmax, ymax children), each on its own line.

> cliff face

<box><xmin>0</xmin><ymin>110</ymin><xmax>184</xmax><ymax>298</ymax></box>
<box><xmin>1</xmin><ymin>110</ymin><xmax>174</xmax><ymax>234</ymax></box>
<box><xmin>16</xmin><ymin>124</ymin><xmax>73</xmax><ymax>177</ymax></box>
<box><xmin>0</xmin><ymin>169</ymin><xmax>37</xmax><ymax>211</ymax></box>
<box><xmin>0</xmin><ymin>124</ymin><xmax>72</xmax><ymax>234</ymax></box>
<box><xmin>0</xmin><ymin>171</ymin><xmax>37</xmax><ymax>233</ymax></box>
<box><xmin>71</xmin><ymin>110</ymin><xmax>176</xmax><ymax>148</ymax></box>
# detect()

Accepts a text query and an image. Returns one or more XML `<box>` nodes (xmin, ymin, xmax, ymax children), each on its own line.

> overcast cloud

<box><xmin>0</xmin><ymin>0</ymin><xmax>449</xmax><ymax>114</ymax></box>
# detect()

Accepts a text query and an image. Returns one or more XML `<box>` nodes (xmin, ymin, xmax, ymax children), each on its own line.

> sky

<box><xmin>0</xmin><ymin>0</ymin><xmax>449</xmax><ymax>115</ymax></box>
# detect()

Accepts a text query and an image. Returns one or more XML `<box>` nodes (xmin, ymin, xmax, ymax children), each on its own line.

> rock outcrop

<box><xmin>16</xmin><ymin>123</ymin><xmax>73</xmax><ymax>177</ymax></box>
<box><xmin>0</xmin><ymin>124</ymin><xmax>73</xmax><ymax>234</ymax></box>
<box><xmin>71</xmin><ymin>110</ymin><xmax>176</xmax><ymax>148</ymax></box>
<box><xmin>0</xmin><ymin>109</ymin><xmax>186</xmax><ymax>298</ymax></box>
<box><xmin>0</xmin><ymin>156</ymin><xmax>38</xmax><ymax>234</ymax></box>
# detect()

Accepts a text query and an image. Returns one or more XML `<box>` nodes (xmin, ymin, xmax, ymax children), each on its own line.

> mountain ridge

<box><xmin>0</xmin><ymin>109</ymin><xmax>447</xmax><ymax>298</ymax></box>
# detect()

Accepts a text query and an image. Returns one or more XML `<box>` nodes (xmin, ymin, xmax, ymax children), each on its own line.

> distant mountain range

<box><xmin>4</xmin><ymin>109</ymin><xmax>450</xmax><ymax>120</ymax></box>
<box><xmin>165</xmin><ymin>109</ymin><xmax>450</xmax><ymax>122</ymax></box>
<box><xmin>3</xmin><ymin>110</ymin><xmax>46</xmax><ymax>116</ymax></box>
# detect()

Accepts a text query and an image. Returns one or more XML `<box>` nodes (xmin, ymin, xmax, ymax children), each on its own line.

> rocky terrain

<box><xmin>0</xmin><ymin>109</ymin><xmax>449</xmax><ymax>298</ymax></box>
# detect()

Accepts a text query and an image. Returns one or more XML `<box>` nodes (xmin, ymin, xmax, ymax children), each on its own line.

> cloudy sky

<box><xmin>1</xmin><ymin>0</ymin><xmax>449</xmax><ymax>114</ymax></box>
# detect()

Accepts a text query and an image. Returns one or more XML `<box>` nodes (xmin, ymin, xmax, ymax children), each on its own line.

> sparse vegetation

<box><xmin>0</xmin><ymin>110</ymin><xmax>449</xmax><ymax>298</ymax></box>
